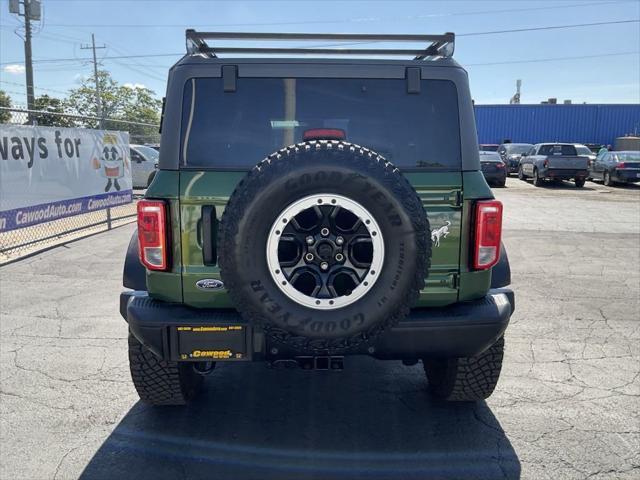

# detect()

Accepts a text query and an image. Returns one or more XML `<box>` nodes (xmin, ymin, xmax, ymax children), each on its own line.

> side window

<box><xmin>131</xmin><ymin>150</ymin><xmax>143</xmax><ymax>163</ymax></box>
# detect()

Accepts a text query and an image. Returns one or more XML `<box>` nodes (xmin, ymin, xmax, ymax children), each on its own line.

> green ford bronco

<box><xmin>120</xmin><ymin>31</ymin><xmax>514</xmax><ymax>405</ymax></box>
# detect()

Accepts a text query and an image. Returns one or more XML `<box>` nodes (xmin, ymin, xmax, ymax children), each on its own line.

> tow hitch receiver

<box><xmin>298</xmin><ymin>356</ymin><xmax>344</xmax><ymax>370</ymax></box>
<box><xmin>271</xmin><ymin>356</ymin><xmax>344</xmax><ymax>370</ymax></box>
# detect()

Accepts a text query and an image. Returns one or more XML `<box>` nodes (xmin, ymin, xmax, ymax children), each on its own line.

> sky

<box><xmin>0</xmin><ymin>0</ymin><xmax>639</xmax><ymax>106</ymax></box>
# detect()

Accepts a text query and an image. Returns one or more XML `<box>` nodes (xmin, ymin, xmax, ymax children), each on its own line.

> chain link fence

<box><xmin>0</xmin><ymin>106</ymin><xmax>161</xmax><ymax>144</ymax></box>
<box><xmin>0</xmin><ymin>107</ymin><xmax>157</xmax><ymax>263</ymax></box>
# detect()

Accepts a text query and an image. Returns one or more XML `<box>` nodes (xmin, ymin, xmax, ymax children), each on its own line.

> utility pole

<box><xmin>509</xmin><ymin>79</ymin><xmax>522</xmax><ymax>105</ymax></box>
<box><xmin>81</xmin><ymin>34</ymin><xmax>106</xmax><ymax>128</ymax></box>
<box><xmin>9</xmin><ymin>0</ymin><xmax>40</xmax><ymax>123</ymax></box>
<box><xmin>23</xmin><ymin>2</ymin><xmax>34</xmax><ymax>116</ymax></box>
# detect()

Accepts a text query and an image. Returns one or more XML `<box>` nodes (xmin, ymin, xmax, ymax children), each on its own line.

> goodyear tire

<box><xmin>128</xmin><ymin>333</ymin><xmax>203</xmax><ymax>405</ymax></box>
<box><xmin>423</xmin><ymin>336</ymin><xmax>505</xmax><ymax>402</ymax></box>
<box><xmin>218</xmin><ymin>141</ymin><xmax>430</xmax><ymax>353</ymax></box>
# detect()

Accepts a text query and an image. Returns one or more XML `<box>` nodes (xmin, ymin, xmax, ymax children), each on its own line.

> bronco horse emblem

<box><xmin>431</xmin><ymin>221</ymin><xmax>451</xmax><ymax>247</ymax></box>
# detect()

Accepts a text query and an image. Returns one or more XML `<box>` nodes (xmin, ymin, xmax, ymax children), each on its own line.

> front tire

<box><xmin>128</xmin><ymin>333</ymin><xmax>204</xmax><ymax>405</ymax></box>
<box><xmin>518</xmin><ymin>166</ymin><xmax>525</xmax><ymax>180</ymax></box>
<box><xmin>423</xmin><ymin>336</ymin><xmax>505</xmax><ymax>402</ymax></box>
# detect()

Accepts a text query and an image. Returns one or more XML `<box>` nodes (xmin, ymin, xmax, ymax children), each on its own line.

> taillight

<box><xmin>543</xmin><ymin>159</ymin><xmax>549</xmax><ymax>168</ymax></box>
<box><xmin>137</xmin><ymin>200</ymin><xmax>169</xmax><ymax>270</ymax></box>
<box><xmin>473</xmin><ymin>200</ymin><xmax>503</xmax><ymax>270</ymax></box>
<box><xmin>617</xmin><ymin>162</ymin><xmax>626</xmax><ymax>168</ymax></box>
<box><xmin>496</xmin><ymin>162</ymin><xmax>505</xmax><ymax>168</ymax></box>
<box><xmin>303</xmin><ymin>128</ymin><xmax>346</xmax><ymax>141</ymax></box>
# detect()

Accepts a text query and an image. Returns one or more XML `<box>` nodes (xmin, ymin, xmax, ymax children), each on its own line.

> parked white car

<box><xmin>130</xmin><ymin>144</ymin><xmax>159</xmax><ymax>189</ymax></box>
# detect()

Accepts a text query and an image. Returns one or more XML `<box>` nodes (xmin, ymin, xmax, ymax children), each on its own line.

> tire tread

<box><xmin>423</xmin><ymin>336</ymin><xmax>505</xmax><ymax>402</ymax></box>
<box><xmin>128</xmin><ymin>333</ymin><xmax>203</xmax><ymax>405</ymax></box>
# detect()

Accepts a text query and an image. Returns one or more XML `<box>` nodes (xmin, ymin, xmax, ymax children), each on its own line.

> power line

<box><xmin>466</xmin><ymin>51</ymin><xmax>640</xmax><ymax>67</ymax></box>
<box><xmin>0</xmin><ymin>79</ymin><xmax>69</xmax><ymax>95</ymax></box>
<box><xmin>33</xmin><ymin>1</ymin><xmax>626</xmax><ymax>27</ymax></box>
<box><xmin>1</xmin><ymin>18</ymin><xmax>637</xmax><ymax>67</ymax></box>
<box><xmin>0</xmin><ymin>53</ymin><xmax>182</xmax><ymax>66</ymax></box>
<box><xmin>459</xmin><ymin>19</ymin><xmax>639</xmax><ymax>37</ymax></box>
<box><xmin>104</xmin><ymin>43</ymin><xmax>170</xmax><ymax>82</ymax></box>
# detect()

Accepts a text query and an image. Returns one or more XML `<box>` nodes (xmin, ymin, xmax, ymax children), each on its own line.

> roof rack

<box><xmin>185</xmin><ymin>30</ymin><xmax>455</xmax><ymax>60</ymax></box>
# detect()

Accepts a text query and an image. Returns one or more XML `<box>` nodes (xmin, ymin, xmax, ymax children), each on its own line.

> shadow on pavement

<box><xmin>80</xmin><ymin>357</ymin><xmax>520</xmax><ymax>480</ymax></box>
<box><xmin>537</xmin><ymin>180</ymin><xmax>597</xmax><ymax>190</ymax></box>
<box><xmin>587</xmin><ymin>179</ymin><xmax>640</xmax><ymax>190</ymax></box>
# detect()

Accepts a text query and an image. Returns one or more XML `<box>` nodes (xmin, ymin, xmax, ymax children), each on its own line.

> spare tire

<box><xmin>218</xmin><ymin>141</ymin><xmax>431</xmax><ymax>353</ymax></box>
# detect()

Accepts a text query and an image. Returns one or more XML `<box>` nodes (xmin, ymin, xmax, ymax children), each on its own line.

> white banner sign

<box><xmin>0</xmin><ymin>124</ymin><xmax>132</xmax><ymax>232</ymax></box>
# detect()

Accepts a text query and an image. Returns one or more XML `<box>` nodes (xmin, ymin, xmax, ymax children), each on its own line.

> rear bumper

<box><xmin>613</xmin><ymin>169</ymin><xmax>640</xmax><ymax>183</ymax></box>
<box><xmin>481</xmin><ymin>171</ymin><xmax>507</xmax><ymax>183</ymax></box>
<box><xmin>543</xmin><ymin>169</ymin><xmax>588</xmax><ymax>180</ymax></box>
<box><xmin>120</xmin><ymin>288</ymin><xmax>514</xmax><ymax>361</ymax></box>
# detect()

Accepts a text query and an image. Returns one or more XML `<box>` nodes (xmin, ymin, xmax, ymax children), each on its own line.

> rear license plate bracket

<box><xmin>173</xmin><ymin>325</ymin><xmax>250</xmax><ymax>361</ymax></box>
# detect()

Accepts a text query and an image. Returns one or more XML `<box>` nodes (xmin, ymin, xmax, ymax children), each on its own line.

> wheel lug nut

<box><xmin>320</xmin><ymin>262</ymin><xmax>329</xmax><ymax>271</ymax></box>
<box><xmin>335</xmin><ymin>236</ymin><xmax>344</xmax><ymax>245</ymax></box>
<box><xmin>306</xmin><ymin>236</ymin><xmax>314</xmax><ymax>245</ymax></box>
<box><xmin>305</xmin><ymin>253</ymin><xmax>314</xmax><ymax>262</ymax></box>
<box><xmin>335</xmin><ymin>253</ymin><xmax>344</xmax><ymax>262</ymax></box>
<box><xmin>320</xmin><ymin>228</ymin><xmax>330</xmax><ymax>237</ymax></box>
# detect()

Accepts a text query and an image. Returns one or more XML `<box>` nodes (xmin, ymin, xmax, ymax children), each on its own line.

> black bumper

<box><xmin>481</xmin><ymin>171</ymin><xmax>507</xmax><ymax>184</ymax></box>
<box><xmin>544</xmin><ymin>169</ymin><xmax>588</xmax><ymax>180</ymax></box>
<box><xmin>120</xmin><ymin>289</ymin><xmax>514</xmax><ymax>361</ymax></box>
<box><xmin>613</xmin><ymin>169</ymin><xmax>640</xmax><ymax>183</ymax></box>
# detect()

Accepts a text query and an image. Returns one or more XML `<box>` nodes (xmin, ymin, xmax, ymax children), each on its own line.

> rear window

<box><xmin>575</xmin><ymin>145</ymin><xmax>592</xmax><ymax>155</ymax></box>
<box><xmin>538</xmin><ymin>144</ymin><xmax>578</xmax><ymax>156</ymax></box>
<box><xmin>181</xmin><ymin>78</ymin><xmax>461</xmax><ymax>170</ymax></box>
<box><xmin>479</xmin><ymin>144</ymin><xmax>499</xmax><ymax>152</ymax></box>
<box><xmin>479</xmin><ymin>152</ymin><xmax>502</xmax><ymax>161</ymax></box>
<box><xmin>504</xmin><ymin>144</ymin><xmax>531</xmax><ymax>154</ymax></box>
<box><xmin>617</xmin><ymin>152</ymin><xmax>640</xmax><ymax>161</ymax></box>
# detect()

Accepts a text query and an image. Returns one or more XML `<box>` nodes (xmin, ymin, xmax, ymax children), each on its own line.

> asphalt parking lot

<box><xmin>1</xmin><ymin>177</ymin><xmax>638</xmax><ymax>480</ymax></box>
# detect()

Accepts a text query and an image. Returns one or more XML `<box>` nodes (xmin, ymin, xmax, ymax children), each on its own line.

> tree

<box><xmin>32</xmin><ymin>95</ymin><xmax>75</xmax><ymax>127</ymax></box>
<box><xmin>67</xmin><ymin>70</ymin><xmax>161</xmax><ymax>142</ymax></box>
<box><xmin>107</xmin><ymin>84</ymin><xmax>161</xmax><ymax>144</ymax></box>
<box><xmin>0</xmin><ymin>90</ymin><xmax>12</xmax><ymax>123</ymax></box>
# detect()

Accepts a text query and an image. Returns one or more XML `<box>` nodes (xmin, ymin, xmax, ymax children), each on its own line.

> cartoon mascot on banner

<box><xmin>92</xmin><ymin>133</ymin><xmax>129</xmax><ymax>192</ymax></box>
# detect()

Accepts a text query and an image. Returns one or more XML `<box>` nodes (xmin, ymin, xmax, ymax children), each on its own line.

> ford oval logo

<box><xmin>196</xmin><ymin>279</ymin><xmax>225</xmax><ymax>291</ymax></box>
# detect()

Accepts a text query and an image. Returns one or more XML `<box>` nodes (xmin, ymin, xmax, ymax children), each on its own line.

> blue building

<box><xmin>474</xmin><ymin>104</ymin><xmax>640</xmax><ymax>146</ymax></box>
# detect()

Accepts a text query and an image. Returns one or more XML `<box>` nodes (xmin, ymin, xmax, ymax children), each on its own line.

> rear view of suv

<box><xmin>121</xmin><ymin>31</ymin><xmax>514</xmax><ymax>406</ymax></box>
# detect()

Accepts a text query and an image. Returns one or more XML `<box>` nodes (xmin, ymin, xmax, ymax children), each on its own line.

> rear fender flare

<box><xmin>491</xmin><ymin>242</ymin><xmax>511</xmax><ymax>288</ymax></box>
<box><xmin>123</xmin><ymin>229</ymin><xmax>147</xmax><ymax>291</ymax></box>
